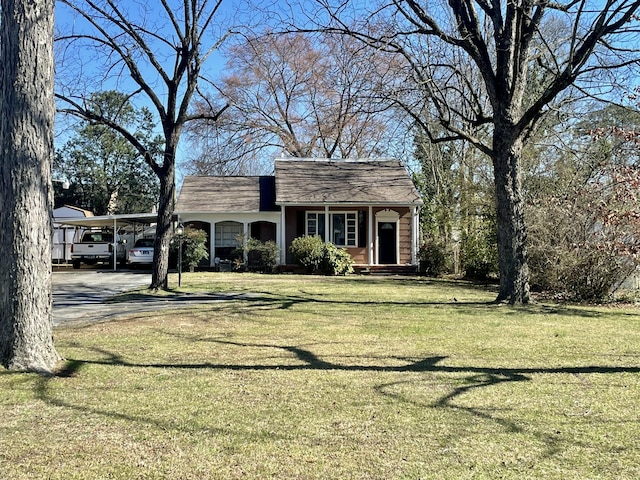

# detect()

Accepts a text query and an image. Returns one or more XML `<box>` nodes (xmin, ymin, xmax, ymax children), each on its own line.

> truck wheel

<box><xmin>72</xmin><ymin>260</ymin><xmax>81</xmax><ymax>270</ymax></box>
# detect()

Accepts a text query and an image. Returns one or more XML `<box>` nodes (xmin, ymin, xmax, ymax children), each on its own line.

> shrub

<box><xmin>235</xmin><ymin>237</ymin><xmax>280</xmax><ymax>273</ymax></box>
<box><xmin>418</xmin><ymin>242</ymin><xmax>448</xmax><ymax>277</ymax></box>
<box><xmin>172</xmin><ymin>227</ymin><xmax>209</xmax><ymax>271</ymax></box>
<box><xmin>289</xmin><ymin>236</ymin><xmax>325</xmax><ymax>273</ymax></box>
<box><xmin>290</xmin><ymin>235</ymin><xmax>354</xmax><ymax>275</ymax></box>
<box><xmin>563</xmin><ymin>249</ymin><xmax>626</xmax><ymax>301</ymax></box>
<box><xmin>320</xmin><ymin>242</ymin><xmax>354</xmax><ymax>276</ymax></box>
<box><xmin>530</xmin><ymin>243</ymin><xmax>636</xmax><ymax>302</ymax></box>
<box><xmin>527</xmin><ymin>191</ymin><xmax>640</xmax><ymax>301</ymax></box>
<box><xmin>460</xmin><ymin>225</ymin><xmax>498</xmax><ymax>280</ymax></box>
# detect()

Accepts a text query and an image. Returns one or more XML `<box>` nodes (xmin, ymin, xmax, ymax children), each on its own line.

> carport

<box><xmin>53</xmin><ymin>213</ymin><xmax>172</xmax><ymax>271</ymax></box>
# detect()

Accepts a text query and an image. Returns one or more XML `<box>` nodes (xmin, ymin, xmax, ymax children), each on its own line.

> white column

<box><xmin>324</xmin><ymin>205</ymin><xmax>330</xmax><ymax>243</ymax></box>
<box><xmin>276</xmin><ymin>216</ymin><xmax>282</xmax><ymax>265</ymax></box>
<box><xmin>211</xmin><ymin>222</ymin><xmax>217</xmax><ymax>266</ymax></box>
<box><xmin>243</xmin><ymin>221</ymin><xmax>249</xmax><ymax>263</ymax></box>
<box><xmin>368</xmin><ymin>206</ymin><xmax>373</xmax><ymax>265</ymax></box>
<box><xmin>411</xmin><ymin>206</ymin><xmax>418</xmax><ymax>265</ymax></box>
<box><xmin>396</xmin><ymin>219</ymin><xmax>401</xmax><ymax>265</ymax></box>
<box><xmin>280</xmin><ymin>207</ymin><xmax>286</xmax><ymax>265</ymax></box>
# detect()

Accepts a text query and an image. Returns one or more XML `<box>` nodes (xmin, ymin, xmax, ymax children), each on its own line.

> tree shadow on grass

<box><xmin>53</xmin><ymin>275</ymin><xmax>633</xmax><ymax>328</ymax></box>
<box><xmin>49</xmin><ymin>339</ymin><xmax>640</xmax><ymax>397</ymax></box>
<box><xmin>201</xmin><ymin>290</ymin><xmax>618</xmax><ymax>320</ymax></box>
<box><xmin>29</xmin><ymin>339</ymin><xmax>640</xmax><ymax>462</ymax></box>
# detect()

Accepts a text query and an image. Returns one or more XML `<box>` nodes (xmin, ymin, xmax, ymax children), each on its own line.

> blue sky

<box><xmin>53</xmin><ymin>0</ymin><xmax>640</xmax><ymax>186</ymax></box>
<box><xmin>53</xmin><ymin>0</ymin><xmax>245</xmax><ymax>183</ymax></box>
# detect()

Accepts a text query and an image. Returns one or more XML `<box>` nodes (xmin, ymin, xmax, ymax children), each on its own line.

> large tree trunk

<box><xmin>492</xmin><ymin>128</ymin><xmax>531</xmax><ymax>305</ymax></box>
<box><xmin>149</xmin><ymin>153</ymin><xmax>176</xmax><ymax>291</ymax></box>
<box><xmin>0</xmin><ymin>0</ymin><xmax>60</xmax><ymax>372</ymax></box>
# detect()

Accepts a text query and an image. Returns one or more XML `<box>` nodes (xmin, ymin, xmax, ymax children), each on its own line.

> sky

<box><xmin>52</xmin><ymin>0</ymin><xmax>640</xmax><ymax>187</ymax></box>
<box><xmin>53</xmin><ymin>0</ymin><xmax>248</xmax><ymax>184</ymax></box>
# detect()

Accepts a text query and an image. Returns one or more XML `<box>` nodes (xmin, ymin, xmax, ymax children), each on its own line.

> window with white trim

<box><xmin>306</xmin><ymin>212</ymin><xmax>325</xmax><ymax>238</ymax></box>
<box><xmin>305</xmin><ymin>211</ymin><xmax>357</xmax><ymax>247</ymax></box>
<box><xmin>215</xmin><ymin>221</ymin><xmax>243</xmax><ymax>247</ymax></box>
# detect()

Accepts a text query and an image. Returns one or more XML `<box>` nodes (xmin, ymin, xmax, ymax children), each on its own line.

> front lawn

<box><xmin>1</xmin><ymin>274</ymin><xmax>639</xmax><ymax>479</ymax></box>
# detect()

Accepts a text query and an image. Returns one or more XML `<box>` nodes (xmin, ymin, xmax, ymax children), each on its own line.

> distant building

<box><xmin>52</xmin><ymin>205</ymin><xmax>93</xmax><ymax>263</ymax></box>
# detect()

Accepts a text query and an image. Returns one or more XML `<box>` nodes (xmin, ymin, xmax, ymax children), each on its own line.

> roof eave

<box><xmin>275</xmin><ymin>201</ymin><xmax>423</xmax><ymax>207</ymax></box>
<box><xmin>176</xmin><ymin>210</ymin><xmax>281</xmax><ymax>215</ymax></box>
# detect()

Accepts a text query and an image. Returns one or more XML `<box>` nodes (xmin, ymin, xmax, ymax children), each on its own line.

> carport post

<box><xmin>113</xmin><ymin>217</ymin><xmax>117</xmax><ymax>271</ymax></box>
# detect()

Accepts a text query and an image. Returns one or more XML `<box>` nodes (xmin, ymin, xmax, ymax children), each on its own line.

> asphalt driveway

<box><xmin>52</xmin><ymin>269</ymin><xmax>254</xmax><ymax>326</ymax></box>
<box><xmin>52</xmin><ymin>269</ymin><xmax>152</xmax><ymax>326</ymax></box>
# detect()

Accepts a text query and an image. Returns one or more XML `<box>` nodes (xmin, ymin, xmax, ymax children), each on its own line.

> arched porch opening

<box><xmin>250</xmin><ymin>221</ymin><xmax>277</xmax><ymax>243</ymax></box>
<box><xmin>214</xmin><ymin>221</ymin><xmax>243</xmax><ymax>262</ymax></box>
<box><xmin>184</xmin><ymin>220</ymin><xmax>211</xmax><ymax>267</ymax></box>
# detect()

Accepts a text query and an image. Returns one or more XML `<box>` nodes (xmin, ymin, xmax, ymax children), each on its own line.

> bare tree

<box><xmin>182</xmin><ymin>114</ymin><xmax>275</xmax><ymax>175</ymax></box>
<box><xmin>0</xmin><ymin>0</ymin><xmax>60</xmax><ymax>372</ymax></box>
<box><xmin>55</xmin><ymin>0</ymin><xmax>231</xmax><ymax>290</ymax></box>
<box><xmin>310</xmin><ymin>0</ymin><xmax>640</xmax><ymax>303</ymax></box>
<box><xmin>187</xmin><ymin>31</ymin><xmax>401</xmax><ymax>167</ymax></box>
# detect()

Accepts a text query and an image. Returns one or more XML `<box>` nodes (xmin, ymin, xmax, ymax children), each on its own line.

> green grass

<box><xmin>2</xmin><ymin>273</ymin><xmax>639</xmax><ymax>479</ymax></box>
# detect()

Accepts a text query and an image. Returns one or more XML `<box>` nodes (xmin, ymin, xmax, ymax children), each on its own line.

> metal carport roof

<box><xmin>53</xmin><ymin>212</ymin><xmax>160</xmax><ymax>229</ymax></box>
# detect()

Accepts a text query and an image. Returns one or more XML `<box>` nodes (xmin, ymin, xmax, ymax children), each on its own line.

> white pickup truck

<box><xmin>71</xmin><ymin>231</ymin><xmax>126</xmax><ymax>269</ymax></box>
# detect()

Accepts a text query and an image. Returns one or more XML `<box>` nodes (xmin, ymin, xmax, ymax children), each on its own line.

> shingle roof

<box><xmin>176</xmin><ymin>176</ymin><xmax>277</xmax><ymax>213</ymax></box>
<box><xmin>274</xmin><ymin>159</ymin><xmax>423</xmax><ymax>205</ymax></box>
<box><xmin>176</xmin><ymin>160</ymin><xmax>423</xmax><ymax>213</ymax></box>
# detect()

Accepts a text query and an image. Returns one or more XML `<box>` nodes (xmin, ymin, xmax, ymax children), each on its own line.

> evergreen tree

<box><xmin>55</xmin><ymin>91</ymin><xmax>160</xmax><ymax>215</ymax></box>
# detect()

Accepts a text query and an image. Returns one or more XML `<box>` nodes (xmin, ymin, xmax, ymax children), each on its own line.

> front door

<box><xmin>378</xmin><ymin>222</ymin><xmax>397</xmax><ymax>264</ymax></box>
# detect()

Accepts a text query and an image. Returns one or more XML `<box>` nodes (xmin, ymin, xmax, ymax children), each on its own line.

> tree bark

<box><xmin>492</xmin><ymin>126</ymin><xmax>531</xmax><ymax>304</ymax></box>
<box><xmin>149</xmin><ymin>150</ymin><xmax>176</xmax><ymax>291</ymax></box>
<box><xmin>0</xmin><ymin>0</ymin><xmax>60</xmax><ymax>372</ymax></box>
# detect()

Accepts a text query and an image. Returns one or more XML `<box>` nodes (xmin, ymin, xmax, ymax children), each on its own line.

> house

<box><xmin>175</xmin><ymin>159</ymin><xmax>423</xmax><ymax>269</ymax></box>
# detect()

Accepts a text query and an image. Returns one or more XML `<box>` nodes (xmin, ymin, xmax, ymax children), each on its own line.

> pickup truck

<box><xmin>71</xmin><ymin>231</ymin><xmax>126</xmax><ymax>269</ymax></box>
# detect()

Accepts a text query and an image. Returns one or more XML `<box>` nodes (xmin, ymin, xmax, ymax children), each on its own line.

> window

<box><xmin>305</xmin><ymin>211</ymin><xmax>357</xmax><ymax>247</ymax></box>
<box><xmin>215</xmin><ymin>221</ymin><xmax>243</xmax><ymax>261</ymax></box>
<box><xmin>215</xmin><ymin>221</ymin><xmax>242</xmax><ymax>247</ymax></box>
<box><xmin>306</xmin><ymin>212</ymin><xmax>325</xmax><ymax>238</ymax></box>
<box><xmin>332</xmin><ymin>213</ymin><xmax>345</xmax><ymax>245</ymax></box>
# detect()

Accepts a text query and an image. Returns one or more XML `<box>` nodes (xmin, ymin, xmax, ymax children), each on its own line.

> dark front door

<box><xmin>378</xmin><ymin>222</ymin><xmax>397</xmax><ymax>264</ymax></box>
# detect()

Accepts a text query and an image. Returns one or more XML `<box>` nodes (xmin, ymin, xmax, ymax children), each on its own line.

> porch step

<box><xmin>353</xmin><ymin>265</ymin><xmax>418</xmax><ymax>276</ymax></box>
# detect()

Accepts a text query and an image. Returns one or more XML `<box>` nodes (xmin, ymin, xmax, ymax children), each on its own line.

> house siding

<box><xmin>346</xmin><ymin>247</ymin><xmax>368</xmax><ymax>264</ymax></box>
<box><xmin>284</xmin><ymin>207</ymin><xmax>302</xmax><ymax>264</ymax></box>
<box><xmin>397</xmin><ymin>207</ymin><xmax>412</xmax><ymax>264</ymax></box>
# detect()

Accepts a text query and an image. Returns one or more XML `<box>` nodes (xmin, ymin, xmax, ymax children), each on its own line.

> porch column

<box><xmin>276</xmin><ymin>215</ymin><xmax>282</xmax><ymax>265</ymax></box>
<box><xmin>243</xmin><ymin>221</ymin><xmax>249</xmax><ymax>263</ymax></box>
<box><xmin>368</xmin><ymin>206</ymin><xmax>373</xmax><ymax>265</ymax></box>
<box><xmin>280</xmin><ymin>207</ymin><xmax>286</xmax><ymax>265</ymax></box>
<box><xmin>210</xmin><ymin>222</ymin><xmax>217</xmax><ymax>266</ymax></box>
<box><xmin>324</xmin><ymin>204</ymin><xmax>330</xmax><ymax>243</ymax></box>
<box><xmin>411</xmin><ymin>206</ymin><xmax>419</xmax><ymax>265</ymax></box>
